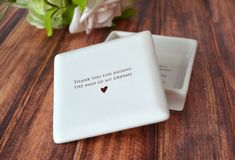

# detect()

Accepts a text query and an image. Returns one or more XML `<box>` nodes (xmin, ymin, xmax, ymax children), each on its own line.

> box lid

<box><xmin>53</xmin><ymin>31</ymin><xmax>169</xmax><ymax>144</ymax></box>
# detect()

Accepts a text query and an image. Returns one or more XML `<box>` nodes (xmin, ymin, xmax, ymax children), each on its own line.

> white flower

<box><xmin>69</xmin><ymin>0</ymin><xmax>132</xmax><ymax>34</ymax></box>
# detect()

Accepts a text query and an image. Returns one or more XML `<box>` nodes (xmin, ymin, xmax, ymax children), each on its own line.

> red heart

<box><xmin>101</xmin><ymin>86</ymin><xmax>108</xmax><ymax>93</ymax></box>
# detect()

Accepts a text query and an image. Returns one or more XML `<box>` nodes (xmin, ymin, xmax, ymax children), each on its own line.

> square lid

<box><xmin>53</xmin><ymin>31</ymin><xmax>169</xmax><ymax>144</ymax></box>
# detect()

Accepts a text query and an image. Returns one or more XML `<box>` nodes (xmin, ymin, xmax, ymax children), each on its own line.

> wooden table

<box><xmin>0</xmin><ymin>0</ymin><xmax>234</xmax><ymax>159</ymax></box>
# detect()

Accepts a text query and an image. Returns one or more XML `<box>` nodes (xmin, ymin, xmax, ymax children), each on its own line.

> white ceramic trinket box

<box><xmin>105</xmin><ymin>31</ymin><xmax>197</xmax><ymax>111</ymax></box>
<box><xmin>54</xmin><ymin>31</ymin><xmax>170</xmax><ymax>144</ymax></box>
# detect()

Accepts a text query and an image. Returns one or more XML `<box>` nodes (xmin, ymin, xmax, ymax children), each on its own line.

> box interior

<box><xmin>153</xmin><ymin>37</ymin><xmax>193</xmax><ymax>89</ymax></box>
<box><xmin>108</xmin><ymin>33</ymin><xmax>195</xmax><ymax>89</ymax></box>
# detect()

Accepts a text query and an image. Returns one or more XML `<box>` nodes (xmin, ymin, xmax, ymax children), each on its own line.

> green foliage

<box><xmin>0</xmin><ymin>0</ymin><xmax>136</xmax><ymax>36</ymax></box>
<box><xmin>62</xmin><ymin>4</ymin><xmax>77</xmax><ymax>24</ymax></box>
<box><xmin>72</xmin><ymin>0</ymin><xmax>87</xmax><ymax>11</ymax></box>
<box><xmin>44</xmin><ymin>8</ymin><xmax>57</xmax><ymax>36</ymax></box>
<box><xmin>14</xmin><ymin>0</ymin><xmax>77</xmax><ymax>36</ymax></box>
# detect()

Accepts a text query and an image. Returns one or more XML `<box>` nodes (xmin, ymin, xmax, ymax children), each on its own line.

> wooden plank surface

<box><xmin>0</xmin><ymin>0</ymin><xmax>234</xmax><ymax>159</ymax></box>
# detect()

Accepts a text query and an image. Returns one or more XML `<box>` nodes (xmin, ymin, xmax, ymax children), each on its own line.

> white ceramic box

<box><xmin>105</xmin><ymin>31</ymin><xmax>197</xmax><ymax>111</ymax></box>
<box><xmin>54</xmin><ymin>31</ymin><xmax>170</xmax><ymax>144</ymax></box>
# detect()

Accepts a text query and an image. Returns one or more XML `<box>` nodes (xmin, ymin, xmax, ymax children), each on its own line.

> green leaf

<box><xmin>46</xmin><ymin>0</ymin><xmax>69</xmax><ymax>8</ymax></box>
<box><xmin>26</xmin><ymin>12</ymin><xmax>45</xmax><ymax>28</ymax></box>
<box><xmin>51</xmin><ymin>8</ymin><xmax>68</xmax><ymax>28</ymax></box>
<box><xmin>72</xmin><ymin>0</ymin><xmax>87</xmax><ymax>11</ymax></box>
<box><xmin>62</xmin><ymin>4</ymin><xmax>76</xmax><ymax>24</ymax></box>
<box><xmin>14</xmin><ymin>0</ymin><xmax>28</xmax><ymax>8</ymax></box>
<box><xmin>27</xmin><ymin>0</ymin><xmax>52</xmax><ymax>15</ymax></box>
<box><xmin>115</xmin><ymin>8</ymin><xmax>137</xmax><ymax>20</ymax></box>
<box><xmin>44</xmin><ymin>8</ymin><xmax>57</xmax><ymax>37</ymax></box>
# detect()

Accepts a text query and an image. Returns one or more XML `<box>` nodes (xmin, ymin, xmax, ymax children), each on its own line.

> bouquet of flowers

<box><xmin>0</xmin><ymin>0</ymin><xmax>136</xmax><ymax>36</ymax></box>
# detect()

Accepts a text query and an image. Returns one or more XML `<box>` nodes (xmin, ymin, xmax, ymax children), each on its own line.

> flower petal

<box><xmin>96</xmin><ymin>9</ymin><xmax>114</xmax><ymax>23</ymax></box>
<box><xmin>69</xmin><ymin>7</ymin><xmax>85</xmax><ymax>33</ymax></box>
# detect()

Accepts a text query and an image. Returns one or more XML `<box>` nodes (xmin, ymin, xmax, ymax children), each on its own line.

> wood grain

<box><xmin>0</xmin><ymin>0</ymin><xmax>234</xmax><ymax>159</ymax></box>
